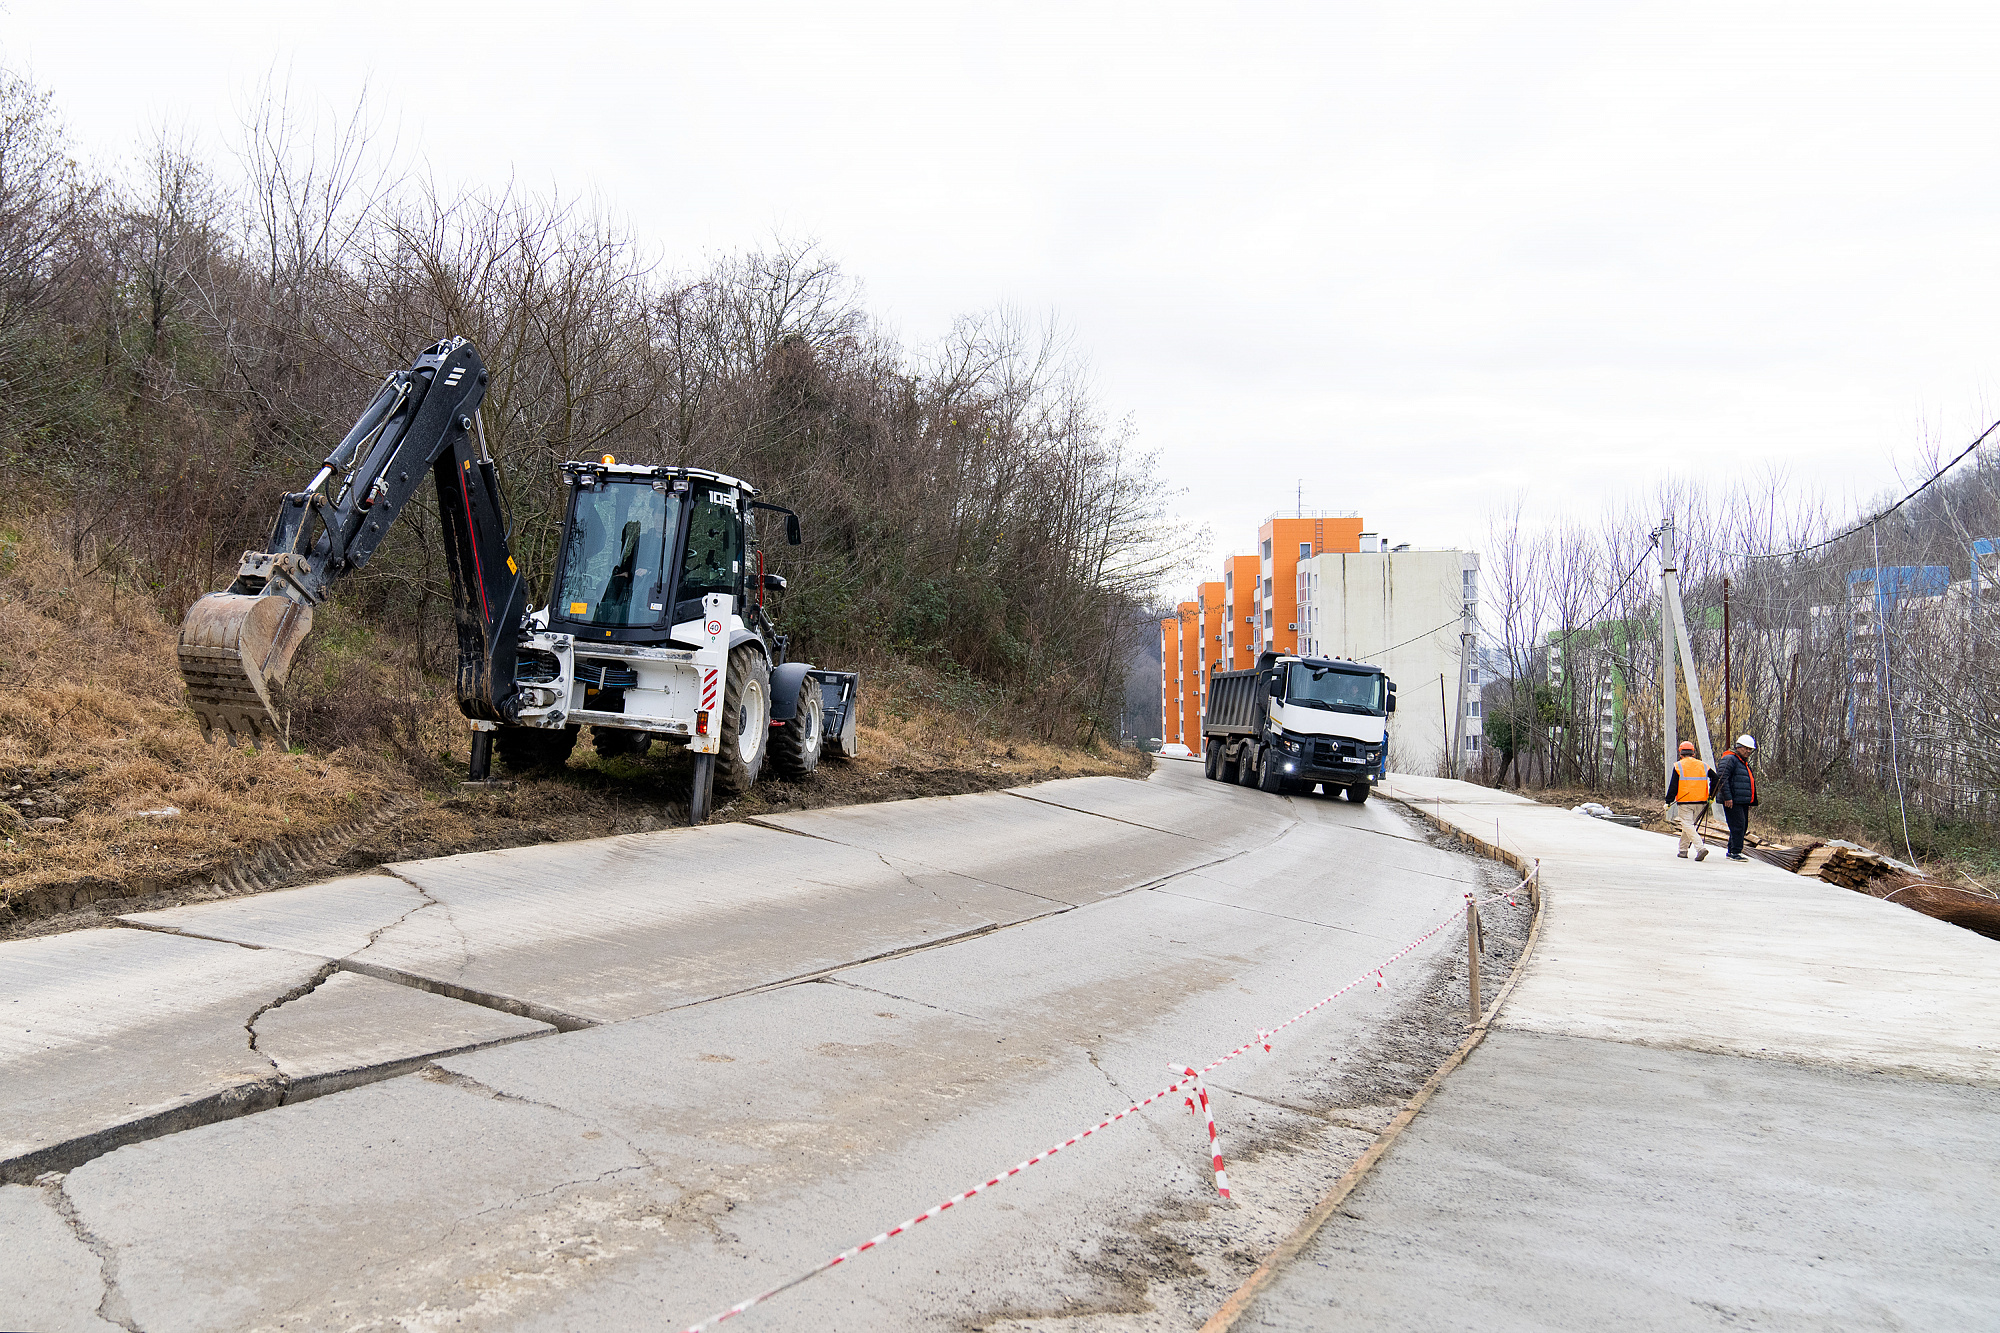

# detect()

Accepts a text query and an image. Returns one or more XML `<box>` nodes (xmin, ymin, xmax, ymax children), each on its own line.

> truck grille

<box><xmin>1312</xmin><ymin>739</ymin><xmax>1372</xmax><ymax>767</ymax></box>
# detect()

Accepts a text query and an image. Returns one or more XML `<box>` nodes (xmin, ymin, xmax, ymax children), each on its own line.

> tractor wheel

<box><xmin>1346</xmin><ymin>783</ymin><xmax>1372</xmax><ymax>804</ymax></box>
<box><xmin>713</xmin><ymin>645</ymin><xmax>771</xmax><ymax>800</ymax></box>
<box><xmin>769</xmin><ymin>675</ymin><xmax>825</xmax><ymax>780</ymax></box>
<box><xmin>496</xmin><ymin>723</ymin><xmax>578</xmax><ymax>773</ymax></box>
<box><xmin>592</xmin><ymin>726</ymin><xmax>650</xmax><ymax>761</ymax></box>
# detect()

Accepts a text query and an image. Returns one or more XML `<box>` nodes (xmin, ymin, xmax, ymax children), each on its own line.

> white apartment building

<box><xmin>1296</xmin><ymin>545</ymin><xmax>1481</xmax><ymax>776</ymax></box>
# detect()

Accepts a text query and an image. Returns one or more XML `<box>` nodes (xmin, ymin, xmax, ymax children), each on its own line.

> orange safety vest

<box><xmin>1674</xmin><ymin>755</ymin><xmax>1709</xmax><ymax>803</ymax></box>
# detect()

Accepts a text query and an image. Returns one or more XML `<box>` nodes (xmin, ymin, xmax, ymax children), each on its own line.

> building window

<box><xmin>1261</xmin><ymin>539</ymin><xmax>1272</xmax><ymax>558</ymax></box>
<box><xmin>1299</xmin><ymin>541</ymin><xmax>1311</xmax><ymax>560</ymax></box>
<box><xmin>1466</xmin><ymin>700</ymin><xmax>1480</xmax><ymax>717</ymax></box>
<box><xmin>1465</xmin><ymin>734</ymin><xmax>1481</xmax><ymax>752</ymax></box>
<box><xmin>1264</xmin><ymin>610</ymin><xmax>1273</xmax><ymax>627</ymax></box>
<box><xmin>1263</xmin><ymin>577</ymin><xmax>1272</xmax><ymax>597</ymax></box>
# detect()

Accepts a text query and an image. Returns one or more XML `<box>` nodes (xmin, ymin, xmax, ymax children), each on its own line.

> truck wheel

<box><xmin>1257</xmin><ymin>746</ymin><xmax>1288</xmax><ymax>793</ymax></box>
<box><xmin>1346</xmin><ymin>783</ymin><xmax>1371</xmax><ymax>804</ymax></box>
<box><xmin>768</xmin><ymin>675</ymin><xmax>824</xmax><ymax>780</ymax></box>
<box><xmin>713</xmin><ymin>645</ymin><xmax>771</xmax><ymax>800</ymax></box>
<box><xmin>591</xmin><ymin>726</ymin><xmax>649</xmax><ymax>760</ymax></box>
<box><xmin>1237</xmin><ymin>746</ymin><xmax>1260</xmax><ymax>787</ymax></box>
<box><xmin>496</xmin><ymin>723</ymin><xmax>578</xmax><ymax>772</ymax></box>
<box><xmin>1203</xmin><ymin>739</ymin><xmax>1220</xmax><ymax>780</ymax></box>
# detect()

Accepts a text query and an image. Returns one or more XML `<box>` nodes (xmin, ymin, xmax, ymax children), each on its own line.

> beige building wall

<box><xmin>1298</xmin><ymin>548</ymin><xmax>1480</xmax><ymax>776</ymax></box>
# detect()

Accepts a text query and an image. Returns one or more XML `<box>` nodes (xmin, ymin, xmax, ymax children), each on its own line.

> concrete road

<box><xmin>3</xmin><ymin>765</ymin><xmax>1504</xmax><ymax>1332</ymax></box>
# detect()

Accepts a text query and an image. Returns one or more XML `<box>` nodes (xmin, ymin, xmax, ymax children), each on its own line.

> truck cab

<box><xmin>1201</xmin><ymin>652</ymin><xmax>1396</xmax><ymax>801</ymax></box>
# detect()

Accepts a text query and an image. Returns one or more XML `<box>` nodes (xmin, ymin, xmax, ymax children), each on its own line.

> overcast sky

<box><xmin>8</xmin><ymin>1</ymin><xmax>2000</xmax><ymax>585</ymax></box>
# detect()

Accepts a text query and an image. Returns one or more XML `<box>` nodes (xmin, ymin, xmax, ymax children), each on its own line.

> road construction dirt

<box><xmin>970</xmin><ymin>804</ymin><xmax>1535</xmax><ymax>1333</ymax></box>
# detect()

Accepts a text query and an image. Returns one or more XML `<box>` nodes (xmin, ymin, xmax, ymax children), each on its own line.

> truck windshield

<box><xmin>556</xmin><ymin>483</ymin><xmax>680</xmax><ymax>628</ymax></box>
<box><xmin>1287</xmin><ymin>664</ymin><xmax>1385</xmax><ymax>715</ymax></box>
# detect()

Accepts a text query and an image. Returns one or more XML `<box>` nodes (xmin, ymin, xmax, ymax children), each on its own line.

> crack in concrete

<box><xmin>1085</xmin><ymin>1048</ymin><xmax>1184</xmax><ymax>1160</ymax></box>
<box><xmin>39</xmin><ymin>1172</ymin><xmax>142</xmax><ymax>1333</ymax></box>
<box><xmin>819</xmin><ymin>976</ymin><xmax>980</xmax><ymax>1019</ymax></box>
<box><xmin>244</xmin><ymin>961</ymin><xmax>340</xmax><ymax>1067</ymax></box>
<box><xmin>365</xmin><ymin>869</ymin><xmax>475</xmax><ymax>981</ymax></box>
<box><xmin>1145</xmin><ymin>887</ymin><xmax>1389</xmax><ymax>940</ymax></box>
<box><xmin>1004</xmin><ymin>790</ymin><xmax>1210</xmax><ymax>843</ymax></box>
<box><xmin>747</xmin><ymin>815</ymin><xmax>1074</xmax><ymax>909</ymax></box>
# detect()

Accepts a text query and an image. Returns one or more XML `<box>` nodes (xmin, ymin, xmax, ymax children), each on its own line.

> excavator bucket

<box><xmin>176</xmin><ymin>592</ymin><xmax>315</xmax><ymax>748</ymax></box>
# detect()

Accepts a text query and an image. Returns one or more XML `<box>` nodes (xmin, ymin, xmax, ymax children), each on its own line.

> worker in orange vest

<box><xmin>1664</xmin><ymin>740</ymin><xmax>1713</xmax><ymax>861</ymax></box>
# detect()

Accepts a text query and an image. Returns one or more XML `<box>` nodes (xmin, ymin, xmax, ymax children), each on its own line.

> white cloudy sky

<box><xmin>8</xmin><ymin>1</ymin><xmax>2000</xmax><ymax>582</ymax></box>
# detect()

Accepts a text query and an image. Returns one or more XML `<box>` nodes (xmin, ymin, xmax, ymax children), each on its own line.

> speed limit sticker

<box><xmin>705</xmin><ymin>618</ymin><xmax>723</xmax><ymax>638</ymax></box>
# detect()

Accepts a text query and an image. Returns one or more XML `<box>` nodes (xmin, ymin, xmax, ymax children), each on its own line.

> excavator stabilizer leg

<box><xmin>177</xmin><ymin>592</ymin><xmax>315</xmax><ymax>748</ymax></box>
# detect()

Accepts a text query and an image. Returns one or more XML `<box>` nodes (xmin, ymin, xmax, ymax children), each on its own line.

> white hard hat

<box><xmin>1737</xmin><ymin>734</ymin><xmax>1756</xmax><ymax>750</ymax></box>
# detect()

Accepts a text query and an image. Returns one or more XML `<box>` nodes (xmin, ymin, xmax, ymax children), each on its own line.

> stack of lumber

<box><xmin>1796</xmin><ymin>843</ymin><xmax>1896</xmax><ymax>889</ymax></box>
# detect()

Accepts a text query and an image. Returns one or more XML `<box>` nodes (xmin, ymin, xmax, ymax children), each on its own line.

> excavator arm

<box><xmin>178</xmin><ymin>337</ymin><xmax>525</xmax><ymax>745</ymax></box>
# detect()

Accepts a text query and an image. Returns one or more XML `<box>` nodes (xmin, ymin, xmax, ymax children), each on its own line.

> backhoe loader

<box><xmin>177</xmin><ymin>337</ymin><xmax>858</xmax><ymax>822</ymax></box>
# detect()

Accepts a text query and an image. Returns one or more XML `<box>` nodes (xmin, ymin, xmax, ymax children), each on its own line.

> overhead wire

<box><xmin>1727</xmin><ymin>418</ymin><xmax>2000</xmax><ymax>562</ymax></box>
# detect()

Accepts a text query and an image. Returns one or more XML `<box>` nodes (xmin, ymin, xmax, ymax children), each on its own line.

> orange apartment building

<box><xmin>1160</xmin><ymin>511</ymin><xmax>1364</xmax><ymax>744</ymax></box>
<box><xmin>1158</xmin><ymin>580</ymin><xmax>1224</xmax><ymax>747</ymax></box>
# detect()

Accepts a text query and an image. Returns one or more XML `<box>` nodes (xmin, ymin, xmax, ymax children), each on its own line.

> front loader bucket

<box><xmin>177</xmin><ymin>592</ymin><xmax>315</xmax><ymax>748</ymax></box>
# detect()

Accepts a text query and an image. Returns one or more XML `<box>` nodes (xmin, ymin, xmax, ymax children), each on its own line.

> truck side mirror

<box><xmin>786</xmin><ymin>514</ymin><xmax>802</xmax><ymax>545</ymax></box>
<box><xmin>1386</xmin><ymin>691</ymin><xmax>1397</xmax><ymax>714</ymax></box>
<box><xmin>1266</xmin><ymin>674</ymin><xmax>1283</xmax><ymax>697</ymax></box>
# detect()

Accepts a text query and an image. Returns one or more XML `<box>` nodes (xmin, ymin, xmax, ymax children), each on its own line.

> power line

<box><xmin>1547</xmin><ymin>544</ymin><xmax>1657</xmax><ymax>648</ymax></box>
<box><xmin>1729</xmin><ymin>418</ymin><xmax>2000</xmax><ymax>562</ymax></box>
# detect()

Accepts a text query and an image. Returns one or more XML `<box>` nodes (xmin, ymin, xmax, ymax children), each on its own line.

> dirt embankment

<box><xmin>0</xmin><ymin>521</ymin><xmax>1145</xmax><ymax>940</ymax></box>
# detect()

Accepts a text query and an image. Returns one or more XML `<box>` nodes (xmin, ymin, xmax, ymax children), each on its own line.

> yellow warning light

<box><xmin>601</xmin><ymin>454</ymin><xmax>616</xmax><ymax>465</ymax></box>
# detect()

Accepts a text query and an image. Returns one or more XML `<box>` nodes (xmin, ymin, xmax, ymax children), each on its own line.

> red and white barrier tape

<box><xmin>676</xmin><ymin>867</ymin><xmax>1536</xmax><ymax>1333</ymax></box>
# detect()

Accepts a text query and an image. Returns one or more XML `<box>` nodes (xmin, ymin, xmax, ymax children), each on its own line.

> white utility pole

<box><xmin>1660</xmin><ymin>516</ymin><xmax>1718</xmax><ymax>815</ymax></box>
<box><xmin>1449</xmin><ymin>582</ymin><xmax>1475</xmax><ymax>779</ymax></box>
<box><xmin>1660</xmin><ymin>519</ymin><xmax>1676</xmax><ymax>797</ymax></box>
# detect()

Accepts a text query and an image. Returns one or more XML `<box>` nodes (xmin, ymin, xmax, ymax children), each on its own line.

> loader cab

<box><xmin>549</xmin><ymin>461</ymin><xmax>755</xmax><ymax>645</ymax></box>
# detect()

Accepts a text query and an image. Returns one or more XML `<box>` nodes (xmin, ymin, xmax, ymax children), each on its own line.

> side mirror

<box><xmin>762</xmin><ymin>572</ymin><xmax>788</xmax><ymax>592</ymax></box>
<box><xmin>1266</xmin><ymin>674</ymin><xmax>1284</xmax><ymax>698</ymax></box>
<box><xmin>1386</xmin><ymin>691</ymin><xmax>1397</xmax><ymax>714</ymax></box>
<box><xmin>786</xmin><ymin>514</ymin><xmax>802</xmax><ymax>546</ymax></box>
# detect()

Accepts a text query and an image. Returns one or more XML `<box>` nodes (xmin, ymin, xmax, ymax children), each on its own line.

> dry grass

<box><xmin>0</xmin><ymin>509</ymin><xmax>1144</xmax><ymax>935</ymax></box>
<box><xmin>0</xmin><ymin>516</ymin><xmax>406</xmax><ymax>918</ymax></box>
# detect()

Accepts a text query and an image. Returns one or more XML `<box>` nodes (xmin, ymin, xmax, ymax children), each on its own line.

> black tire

<box><xmin>591</xmin><ymin>726</ymin><xmax>650</xmax><ymax>760</ymax></box>
<box><xmin>714</xmin><ymin>644</ymin><xmax>771</xmax><ymax>800</ymax></box>
<box><xmin>1257</xmin><ymin>746</ymin><xmax>1288</xmax><ymax>793</ymax></box>
<box><xmin>496</xmin><ymin>723</ymin><xmax>578</xmax><ymax>773</ymax></box>
<box><xmin>1203</xmin><ymin>739</ymin><xmax>1220</xmax><ymax>780</ymax></box>
<box><xmin>1346</xmin><ymin>783</ymin><xmax>1371</xmax><ymax>804</ymax></box>
<box><xmin>769</xmin><ymin>675</ymin><xmax>824</xmax><ymax>780</ymax></box>
<box><xmin>1237</xmin><ymin>746</ymin><xmax>1260</xmax><ymax>787</ymax></box>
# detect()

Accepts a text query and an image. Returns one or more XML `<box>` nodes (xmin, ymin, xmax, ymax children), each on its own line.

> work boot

<box><xmin>1695</xmin><ymin>847</ymin><xmax>1708</xmax><ymax>862</ymax></box>
<box><xmin>1677</xmin><ymin>849</ymin><xmax>1688</xmax><ymax>859</ymax></box>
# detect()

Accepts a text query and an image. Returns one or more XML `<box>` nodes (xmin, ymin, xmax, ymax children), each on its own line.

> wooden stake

<box><xmin>1466</xmin><ymin>899</ymin><xmax>1483</xmax><ymax>1024</ymax></box>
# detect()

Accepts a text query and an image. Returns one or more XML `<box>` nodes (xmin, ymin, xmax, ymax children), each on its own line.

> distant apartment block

<box><xmin>1161</xmin><ymin>507</ymin><xmax>1480</xmax><ymax>775</ymax></box>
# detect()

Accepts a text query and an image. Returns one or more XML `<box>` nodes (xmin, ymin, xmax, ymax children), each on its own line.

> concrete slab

<box><xmin>759</xmin><ymin>781</ymin><xmax>1225</xmax><ymax>903</ymax></box>
<box><xmin>121</xmin><ymin>872</ymin><xmax>420</xmax><ymax>957</ymax></box>
<box><xmin>124</xmin><ymin>786</ymin><xmax>1229</xmax><ymax>1026</ymax></box>
<box><xmin>1383</xmin><ymin>774</ymin><xmax>2000</xmax><ymax>1084</ymax></box>
<box><xmin>253</xmin><ymin>969</ymin><xmax>552</xmax><ymax>1091</ymax></box>
<box><xmin>59</xmin><ymin>1074</ymin><xmax>651</xmax><ymax>1333</ymax></box>
<box><xmin>1233</xmin><ymin>1029</ymin><xmax>2000</xmax><ymax>1332</ymax></box>
<box><xmin>0</xmin><ymin>1183</ymin><xmax>125</xmax><ymax>1332</ymax></box>
<box><xmin>0</xmin><ymin>928</ymin><xmax>324</xmax><ymax>1181</ymax></box>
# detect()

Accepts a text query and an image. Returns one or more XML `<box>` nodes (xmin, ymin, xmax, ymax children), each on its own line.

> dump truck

<box><xmin>177</xmin><ymin>337</ymin><xmax>858</xmax><ymax>823</ymax></box>
<box><xmin>1201</xmin><ymin>651</ymin><xmax>1395</xmax><ymax>800</ymax></box>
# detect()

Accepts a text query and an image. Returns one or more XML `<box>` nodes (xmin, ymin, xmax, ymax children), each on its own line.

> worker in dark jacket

<box><xmin>1716</xmin><ymin>735</ymin><xmax>1758</xmax><ymax>861</ymax></box>
<box><xmin>1664</xmin><ymin>740</ymin><xmax>1713</xmax><ymax>861</ymax></box>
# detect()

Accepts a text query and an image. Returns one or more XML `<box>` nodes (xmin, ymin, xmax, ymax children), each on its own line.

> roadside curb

<box><xmin>1198</xmin><ymin>787</ymin><xmax>1547</xmax><ymax>1333</ymax></box>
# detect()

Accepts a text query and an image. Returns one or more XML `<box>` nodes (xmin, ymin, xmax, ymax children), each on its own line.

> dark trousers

<box><xmin>1724</xmin><ymin>804</ymin><xmax>1750</xmax><ymax>857</ymax></box>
